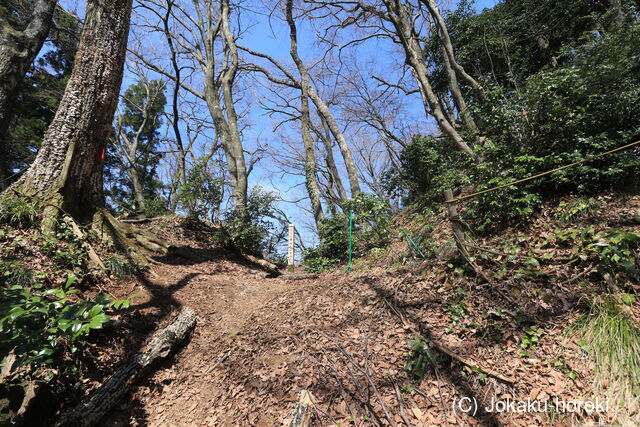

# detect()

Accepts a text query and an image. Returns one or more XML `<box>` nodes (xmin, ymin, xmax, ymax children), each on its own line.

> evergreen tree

<box><xmin>106</xmin><ymin>79</ymin><xmax>167</xmax><ymax>215</ymax></box>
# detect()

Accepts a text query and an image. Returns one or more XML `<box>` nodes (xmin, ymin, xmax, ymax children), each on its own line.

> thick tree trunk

<box><xmin>0</xmin><ymin>0</ymin><xmax>58</xmax><ymax>190</ymax></box>
<box><xmin>286</xmin><ymin>0</ymin><xmax>324</xmax><ymax>227</ymax></box>
<box><xmin>8</xmin><ymin>0</ymin><xmax>132</xmax><ymax>228</ymax></box>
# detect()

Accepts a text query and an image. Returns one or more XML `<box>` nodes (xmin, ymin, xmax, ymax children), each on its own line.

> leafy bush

<box><xmin>224</xmin><ymin>187</ymin><xmax>278</xmax><ymax>256</ymax></box>
<box><xmin>405</xmin><ymin>336</ymin><xmax>436</xmax><ymax>383</ymax></box>
<box><xmin>580</xmin><ymin>228</ymin><xmax>640</xmax><ymax>283</ymax></box>
<box><xmin>104</xmin><ymin>255</ymin><xmax>136</xmax><ymax>279</ymax></box>
<box><xmin>0</xmin><ymin>260</ymin><xmax>34</xmax><ymax>287</ymax></box>
<box><xmin>384</xmin><ymin>135</ymin><xmax>473</xmax><ymax>207</ymax></box>
<box><xmin>0</xmin><ymin>195</ymin><xmax>38</xmax><ymax>228</ymax></box>
<box><xmin>0</xmin><ymin>275</ymin><xmax>134</xmax><ymax>376</ymax></box>
<box><xmin>388</xmin><ymin>11</ymin><xmax>640</xmax><ymax>232</ymax></box>
<box><xmin>302</xmin><ymin>194</ymin><xmax>391</xmax><ymax>270</ymax></box>
<box><xmin>301</xmin><ymin>248</ymin><xmax>338</xmax><ymax>273</ymax></box>
<box><xmin>177</xmin><ymin>157</ymin><xmax>224</xmax><ymax>221</ymax></box>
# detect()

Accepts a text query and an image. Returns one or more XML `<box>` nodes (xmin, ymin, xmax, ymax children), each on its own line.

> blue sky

<box><xmin>56</xmin><ymin>0</ymin><xmax>499</xmax><ymax>259</ymax></box>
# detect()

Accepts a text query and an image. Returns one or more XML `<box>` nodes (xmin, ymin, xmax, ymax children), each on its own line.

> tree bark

<box><xmin>307</xmin><ymin>84</ymin><xmax>362</xmax><ymax>196</ymax></box>
<box><xmin>419</xmin><ymin>0</ymin><xmax>485</xmax><ymax>98</ymax></box>
<box><xmin>286</xmin><ymin>0</ymin><xmax>324</xmax><ymax>227</ymax></box>
<box><xmin>0</xmin><ymin>0</ymin><xmax>58</xmax><ymax>190</ymax></box>
<box><xmin>204</xmin><ymin>0</ymin><xmax>248</xmax><ymax>213</ymax></box>
<box><xmin>381</xmin><ymin>0</ymin><xmax>477</xmax><ymax>160</ymax></box>
<box><xmin>319</xmin><ymin>116</ymin><xmax>348</xmax><ymax>204</ymax></box>
<box><xmin>8</xmin><ymin>0</ymin><xmax>133</xmax><ymax>228</ymax></box>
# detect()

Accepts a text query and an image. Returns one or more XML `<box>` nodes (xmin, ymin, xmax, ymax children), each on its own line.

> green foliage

<box><xmin>301</xmin><ymin>248</ymin><xmax>338</xmax><ymax>273</ymax></box>
<box><xmin>0</xmin><ymin>196</ymin><xmax>38</xmax><ymax>228</ymax></box>
<box><xmin>39</xmin><ymin>220</ymin><xmax>88</xmax><ymax>270</ymax></box>
<box><xmin>3</xmin><ymin>2</ymin><xmax>79</xmax><ymax>185</ymax></box>
<box><xmin>554</xmin><ymin>198</ymin><xmax>606</xmax><ymax>223</ymax></box>
<box><xmin>105</xmin><ymin>79</ymin><xmax>168</xmax><ymax>216</ymax></box>
<box><xmin>0</xmin><ymin>275</ymin><xmax>135</xmax><ymax>377</ymax></box>
<box><xmin>572</xmin><ymin>295</ymin><xmax>640</xmax><ymax>403</ymax></box>
<box><xmin>104</xmin><ymin>255</ymin><xmax>136</xmax><ymax>279</ymax></box>
<box><xmin>384</xmin><ymin>135</ymin><xmax>473</xmax><ymax>207</ymax></box>
<box><xmin>0</xmin><ymin>261</ymin><xmax>34</xmax><ymax>287</ymax></box>
<box><xmin>446</xmin><ymin>286</ymin><xmax>468</xmax><ymax>326</ymax></box>
<box><xmin>405</xmin><ymin>336</ymin><xmax>437</xmax><ymax>383</ymax></box>
<box><xmin>176</xmin><ymin>157</ymin><xmax>224</xmax><ymax>221</ymax></box>
<box><xmin>224</xmin><ymin>187</ymin><xmax>278</xmax><ymax>256</ymax></box>
<box><xmin>302</xmin><ymin>194</ymin><xmax>391</xmax><ymax>270</ymax></box>
<box><xmin>389</xmin><ymin>3</ymin><xmax>640</xmax><ymax>231</ymax></box>
<box><xmin>519</xmin><ymin>325</ymin><xmax>544</xmax><ymax>356</ymax></box>
<box><xmin>580</xmin><ymin>227</ymin><xmax>640</xmax><ymax>282</ymax></box>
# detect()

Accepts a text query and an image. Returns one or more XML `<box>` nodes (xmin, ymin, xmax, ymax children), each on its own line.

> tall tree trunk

<box><xmin>441</xmin><ymin>46</ymin><xmax>479</xmax><ymax>136</ymax></box>
<box><xmin>0</xmin><ymin>0</ymin><xmax>58</xmax><ymax>190</ymax></box>
<box><xmin>202</xmin><ymin>0</ymin><xmax>247</xmax><ymax>213</ymax></box>
<box><xmin>8</xmin><ymin>0</ymin><xmax>133</xmax><ymax>230</ymax></box>
<box><xmin>382</xmin><ymin>0</ymin><xmax>477</xmax><ymax>160</ymax></box>
<box><xmin>319</xmin><ymin>117</ymin><xmax>348</xmax><ymax>204</ymax></box>
<box><xmin>162</xmin><ymin>0</ymin><xmax>187</xmax><ymax>212</ymax></box>
<box><xmin>419</xmin><ymin>0</ymin><xmax>485</xmax><ymax>97</ymax></box>
<box><xmin>306</xmin><ymin>85</ymin><xmax>361</xmax><ymax>196</ymax></box>
<box><xmin>286</xmin><ymin>0</ymin><xmax>324</xmax><ymax>227</ymax></box>
<box><xmin>128</xmin><ymin>166</ymin><xmax>146</xmax><ymax>212</ymax></box>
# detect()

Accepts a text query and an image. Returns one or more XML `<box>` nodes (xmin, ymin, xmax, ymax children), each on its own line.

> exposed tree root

<box><xmin>92</xmin><ymin>209</ymin><xmax>168</xmax><ymax>267</ymax></box>
<box><xmin>65</xmin><ymin>216</ymin><xmax>106</xmax><ymax>270</ymax></box>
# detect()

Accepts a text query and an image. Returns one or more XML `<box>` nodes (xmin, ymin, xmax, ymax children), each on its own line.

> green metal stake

<box><xmin>406</xmin><ymin>234</ymin><xmax>427</xmax><ymax>259</ymax></box>
<box><xmin>346</xmin><ymin>210</ymin><xmax>354</xmax><ymax>272</ymax></box>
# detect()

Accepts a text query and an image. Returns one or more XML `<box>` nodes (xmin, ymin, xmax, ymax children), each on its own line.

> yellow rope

<box><xmin>445</xmin><ymin>139</ymin><xmax>640</xmax><ymax>204</ymax></box>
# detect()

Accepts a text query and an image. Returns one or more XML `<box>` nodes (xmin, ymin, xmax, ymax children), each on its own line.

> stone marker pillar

<box><xmin>288</xmin><ymin>224</ymin><xmax>295</xmax><ymax>272</ymax></box>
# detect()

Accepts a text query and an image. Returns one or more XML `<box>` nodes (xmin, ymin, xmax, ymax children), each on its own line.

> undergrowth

<box><xmin>572</xmin><ymin>295</ymin><xmax>640</xmax><ymax>407</ymax></box>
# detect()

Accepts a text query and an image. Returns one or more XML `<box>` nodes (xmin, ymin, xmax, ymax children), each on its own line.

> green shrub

<box><xmin>0</xmin><ymin>275</ymin><xmax>117</xmax><ymax>375</ymax></box>
<box><xmin>0</xmin><ymin>260</ymin><xmax>34</xmax><ymax>287</ymax></box>
<box><xmin>580</xmin><ymin>228</ymin><xmax>640</xmax><ymax>283</ymax></box>
<box><xmin>104</xmin><ymin>255</ymin><xmax>136</xmax><ymax>279</ymax></box>
<box><xmin>224</xmin><ymin>187</ymin><xmax>278</xmax><ymax>256</ymax></box>
<box><xmin>301</xmin><ymin>248</ymin><xmax>338</xmax><ymax>273</ymax></box>
<box><xmin>177</xmin><ymin>157</ymin><xmax>224</xmax><ymax>220</ymax></box>
<box><xmin>405</xmin><ymin>336</ymin><xmax>437</xmax><ymax>383</ymax></box>
<box><xmin>302</xmin><ymin>194</ymin><xmax>392</xmax><ymax>270</ymax></box>
<box><xmin>387</xmin><ymin>17</ymin><xmax>640</xmax><ymax>232</ymax></box>
<box><xmin>0</xmin><ymin>195</ymin><xmax>38</xmax><ymax>228</ymax></box>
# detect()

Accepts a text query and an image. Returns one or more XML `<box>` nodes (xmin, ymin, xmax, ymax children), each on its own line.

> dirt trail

<box><xmin>105</xmin><ymin>253</ymin><xmax>304</xmax><ymax>426</ymax></box>
<box><xmin>91</xmin><ymin>209</ymin><xmax>634</xmax><ymax>426</ymax></box>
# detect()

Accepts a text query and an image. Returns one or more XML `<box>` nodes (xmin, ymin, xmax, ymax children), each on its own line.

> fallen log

<box><xmin>290</xmin><ymin>390</ymin><xmax>314</xmax><ymax>427</ymax></box>
<box><xmin>56</xmin><ymin>308</ymin><xmax>197</xmax><ymax>427</ymax></box>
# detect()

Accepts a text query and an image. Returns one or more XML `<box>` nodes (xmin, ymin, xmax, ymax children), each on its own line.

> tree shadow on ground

<box><xmin>366</xmin><ymin>280</ymin><xmax>505</xmax><ymax>426</ymax></box>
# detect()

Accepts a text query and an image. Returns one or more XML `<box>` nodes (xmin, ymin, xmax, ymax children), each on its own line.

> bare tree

<box><xmin>308</xmin><ymin>0</ymin><xmax>482</xmax><ymax>161</ymax></box>
<box><xmin>0</xmin><ymin>0</ymin><xmax>58</xmax><ymax>189</ymax></box>
<box><xmin>134</xmin><ymin>0</ymin><xmax>249</xmax><ymax>213</ymax></box>
<box><xmin>240</xmin><ymin>1</ymin><xmax>361</xmax><ymax>198</ymax></box>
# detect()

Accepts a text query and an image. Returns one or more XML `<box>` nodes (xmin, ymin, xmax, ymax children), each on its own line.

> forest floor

<box><xmin>67</xmin><ymin>197</ymin><xmax>640</xmax><ymax>427</ymax></box>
